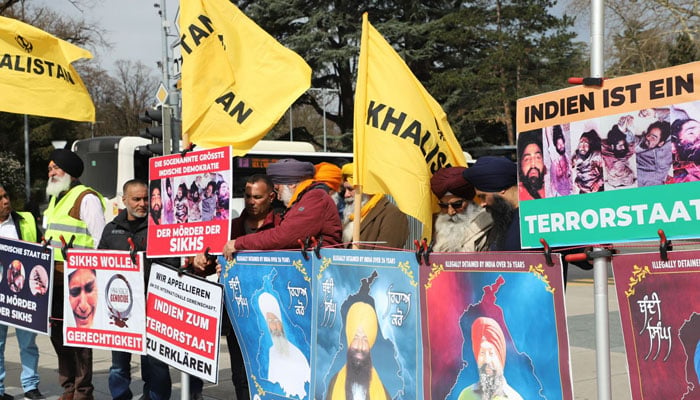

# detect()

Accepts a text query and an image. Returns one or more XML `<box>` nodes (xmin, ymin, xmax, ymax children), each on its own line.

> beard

<box><xmin>676</xmin><ymin>141</ymin><xmax>700</xmax><ymax>164</ymax></box>
<box><xmin>271</xmin><ymin>332</ymin><xmax>290</xmax><ymax>358</ymax></box>
<box><xmin>556</xmin><ymin>145</ymin><xmax>566</xmax><ymax>156</ymax></box>
<box><xmin>521</xmin><ymin>167</ymin><xmax>544</xmax><ymax>199</ymax></box>
<box><xmin>278</xmin><ymin>184</ymin><xmax>294</xmax><ymax>207</ymax></box>
<box><xmin>46</xmin><ymin>174</ymin><xmax>72</xmax><ymax>198</ymax></box>
<box><xmin>433</xmin><ymin>205</ymin><xmax>481</xmax><ymax>252</ymax></box>
<box><xmin>346</xmin><ymin>348</ymin><xmax>372</xmax><ymax>399</ymax></box>
<box><xmin>478</xmin><ymin>364</ymin><xmax>505</xmax><ymax>399</ymax></box>
<box><xmin>612</xmin><ymin>147</ymin><xmax>629</xmax><ymax>159</ymax></box>
<box><xmin>342</xmin><ymin>194</ymin><xmax>371</xmax><ymax>243</ymax></box>
<box><xmin>576</xmin><ymin>148</ymin><xmax>590</xmax><ymax>160</ymax></box>
<box><xmin>486</xmin><ymin>195</ymin><xmax>515</xmax><ymax>250</ymax></box>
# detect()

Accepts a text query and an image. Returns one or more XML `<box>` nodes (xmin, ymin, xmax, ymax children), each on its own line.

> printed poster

<box><xmin>0</xmin><ymin>237</ymin><xmax>53</xmax><ymax>334</ymax></box>
<box><xmin>612</xmin><ymin>249</ymin><xmax>700</xmax><ymax>399</ymax></box>
<box><xmin>421</xmin><ymin>252</ymin><xmax>572</xmax><ymax>400</ymax></box>
<box><xmin>220</xmin><ymin>251</ymin><xmax>312</xmax><ymax>400</ymax></box>
<box><xmin>515</xmin><ymin>61</ymin><xmax>700</xmax><ymax>248</ymax></box>
<box><xmin>312</xmin><ymin>248</ymin><xmax>422</xmax><ymax>400</ymax></box>
<box><xmin>147</xmin><ymin>262</ymin><xmax>223</xmax><ymax>383</ymax></box>
<box><xmin>63</xmin><ymin>249</ymin><xmax>146</xmax><ymax>353</ymax></box>
<box><xmin>147</xmin><ymin>146</ymin><xmax>232</xmax><ymax>257</ymax></box>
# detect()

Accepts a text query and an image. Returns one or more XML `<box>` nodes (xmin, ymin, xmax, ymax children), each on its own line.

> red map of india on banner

<box><xmin>147</xmin><ymin>146</ymin><xmax>232</xmax><ymax>257</ymax></box>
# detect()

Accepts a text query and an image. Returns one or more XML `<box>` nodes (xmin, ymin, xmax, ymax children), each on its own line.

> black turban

<box><xmin>462</xmin><ymin>156</ymin><xmax>517</xmax><ymax>192</ymax></box>
<box><xmin>430</xmin><ymin>167</ymin><xmax>475</xmax><ymax>199</ymax></box>
<box><xmin>50</xmin><ymin>149</ymin><xmax>84</xmax><ymax>178</ymax></box>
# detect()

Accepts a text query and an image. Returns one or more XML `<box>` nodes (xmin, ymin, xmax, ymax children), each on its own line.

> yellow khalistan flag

<box><xmin>354</xmin><ymin>13</ymin><xmax>466</xmax><ymax>241</ymax></box>
<box><xmin>0</xmin><ymin>16</ymin><xmax>94</xmax><ymax>122</ymax></box>
<box><xmin>180</xmin><ymin>0</ymin><xmax>311</xmax><ymax>155</ymax></box>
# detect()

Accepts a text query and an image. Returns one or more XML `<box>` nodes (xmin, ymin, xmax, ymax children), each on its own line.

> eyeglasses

<box><xmin>69</xmin><ymin>281</ymin><xmax>95</xmax><ymax>297</ymax></box>
<box><xmin>438</xmin><ymin>200</ymin><xmax>465</xmax><ymax>210</ymax></box>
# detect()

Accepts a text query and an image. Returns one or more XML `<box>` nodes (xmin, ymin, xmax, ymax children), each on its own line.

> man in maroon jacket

<box><xmin>223</xmin><ymin>158</ymin><xmax>342</xmax><ymax>256</ymax></box>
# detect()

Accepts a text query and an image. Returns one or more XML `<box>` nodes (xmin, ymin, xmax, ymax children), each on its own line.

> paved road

<box><xmin>1</xmin><ymin>263</ymin><xmax>632</xmax><ymax>400</ymax></box>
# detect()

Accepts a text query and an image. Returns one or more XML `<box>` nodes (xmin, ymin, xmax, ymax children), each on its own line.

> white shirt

<box><xmin>80</xmin><ymin>193</ymin><xmax>106</xmax><ymax>248</ymax></box>
<box><xmin>0</xmin><ymin>214</ymin><xmax>18</xmax><ymax>239</ymax></box>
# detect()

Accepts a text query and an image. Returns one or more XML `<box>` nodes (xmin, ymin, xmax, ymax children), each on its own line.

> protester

<box><xmin>97</xmin><ymin>179</ymin><xmax>173</xmax><ymax>400</ymax></box>
<box><xmin>0</xmin><ymin>183</ymin><xmax>46</xmax><ymax>400</ymax></box>
<box><xmin>340</xmin><ymin>163</ymin><xmax>408</xmax><ymax>249</ymax></box>
<box><xmin>222</xmin><ymin>158</ymin><xmax>342</xmax><ymax>255</ymax></box>
<box><xmin>193</xmin><ymin>174</ymin><xmax>284</xmax><ymax>400</ymax></box>
<box><xmin>43</xmin><ymin>148</ymin><xmax>106</xmax><ymax>400</ymax></box>
<box><xmin>635</xmin><ymin>120</ymin><xmax>672</xmax><ymax>186</ymax></box>
<box><xmin>462</xmin><ymin>156</ymin><xmax>520</xmax><ymax>251</ymax></box>
<box><xmin>429</xmin><ymin>167</ymin><xmax>492</xmax><ymax>252</ymax></box>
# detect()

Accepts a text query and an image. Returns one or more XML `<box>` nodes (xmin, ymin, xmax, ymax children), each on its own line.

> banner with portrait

<box><xmin>63</xmin><ymin>249</ymin><xmax>146</xmax><ymax>353</ymax></box>
<box><xmin>421</xmin><ymin>252</ymin><xmax>572</xmax><ymax>400</ymax></box>
<box><xmin>515</xmin><ymin>61</ymin><xmax>700</xmax><ymax>248</ymax></box>
<box><xmin>220</xmin><ymin>251</ymin><xmax>312</xmax><ymax>400</ymax></box>
<box><xmin>147</xmin><ymin>146</ymin><xmax>232</xmax><ymax>257</ymax></box>
<box><xmin>311</xmin><ymin>248</ymin><xmax>422</xmax><ymax>400</ymax></box>
<box><xmin>0</xmin><ymin>237</ymin><xmax>53</xmax><ymax>334</ymax></box>
<box><xmin>146</xmin><ymin>262</ymin><xmax>223</xmax><ymax>383</ymax></box>
<box><xmin>612</xmin><ymin>250</ymin><xmax>700</xmax><ymax>399</ymax></box>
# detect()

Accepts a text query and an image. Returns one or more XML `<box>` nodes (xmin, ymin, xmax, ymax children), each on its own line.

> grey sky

<box><xmin>38</xmin><ymin>0</ymin><xmax>180</xmax><ymax>78</ymax></box>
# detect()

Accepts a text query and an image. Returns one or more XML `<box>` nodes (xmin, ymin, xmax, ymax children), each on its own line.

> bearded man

<box><xmin>548</xmin><ymin>125</ymin><xmax>573</xmax><ymax>197</ymax></box>
<box><xmin>636</xmin><ymin>120</ymin><xmax>672</xmax><ymax>186</ymax></box>
<box><xmin>669</xmin><ymin>118</ymin><xmax>700</xmax><ymax>182</ymax></box>
<box><xmin>458</xmin><ymin>317</ymin><xmax>523</xmax><ymax>400</ymax></box>
<box><xmin>340</xmin><ymin>163</ymin><xmax>408</xmax><ymax>250</ymax></box>
<box><xmin>571</xmin><ymin>130</ymin><xmax>604</xmax><ymax>193</ymax></box>
<box><xmin>259</xmin><ymin>292</ymin><xmax>310</xmax><ymax>398</ymax></box>
<box><xmin>429</xmin><ymin>167</ymin><xmax>492</xmax><ymax>252</ymax></box>
<box><xmin>602</xmin><ymin>124</ymin><xmax>636</xmax><ymax>189</ymax></box>
<box><xmin>517</xmin><ymin>130</ymin><xmax>546</xmax><ymax>200</ymax></box>
<box><xmin>43</xmin><ymin>148</ymin><xmax>106</xmax><ymax>400</ymax></box>
<box><xmin>462</xmin><ymin>157</ymin><xmax>521</xmax><ymax>251</ymax></box>
<box><xmin>326</xmin><ymin>300</ymin><xmax>391</xmax><ymax>400</ymax></box>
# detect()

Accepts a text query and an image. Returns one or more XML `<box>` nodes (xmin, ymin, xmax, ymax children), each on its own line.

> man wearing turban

<box><xmin>459</xmin><ymin>317</ymin><xmax>522</xmax><ymax>400</ymax></box>
<box><xmin>327</xmin><ymin>301</ymin><xmax>391</xmax><ymax>400</ymax></box>
<box><xmin>43</xmin><ymin>148</ymin><xmax>106</xmax><ymax>400</ymax></box>
<box><xmin>430</xmin><ymin>167</ymin><xmax>492</xmax><ymax>252</ymax></box>
<box><xmin>259</xmin><ymin>292</ymin><xmax>310</xmax><ymax>398</ymax></box>
<box><xmin>462</xmin><ymin>157</ymin><xmax>521</xmax><ymax>251</ymax></box>
<box><xmin>340</xmin><ymin>163</ymin><xmax>408</xmax><ymax>250</ymax></box>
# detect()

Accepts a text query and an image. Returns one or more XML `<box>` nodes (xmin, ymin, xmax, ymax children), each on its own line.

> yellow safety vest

<box><xmin>15</xmin><ymin>211</ymin><xmax>37</xmax><ymax>243</ymax></box>
<box><xmin>44</xmin><ymin>185</ymin><xmax>105</xmax><ymax>262</ymax></box>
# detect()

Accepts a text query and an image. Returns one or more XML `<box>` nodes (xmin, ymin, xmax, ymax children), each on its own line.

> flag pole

<box><xmin>352</xmin><ymin>185</ymin><xmax>362</xmax><ymax>249</ymax></box>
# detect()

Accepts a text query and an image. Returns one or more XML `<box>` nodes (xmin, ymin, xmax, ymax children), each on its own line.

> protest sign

<box><xmin>612</xmin><ymin>249</ymin><xmax>700</xmax><ymax>399</ymax></box>
<box><xmin>147</xmin><ymin>146</ymin><xmax>231</xmax><ymax>257</ymax></box>
<box><xmin>516</xmin><ymin>61</ymin><xmax>700</xmax><ymax>248</ymax></box>
<box><xmin>147</xmin><ymin>262</ymin><xmax>222</xmax><ymax>383</ymax></box>
<box><xmin>63</xmin><ymin>249</ymin><xmax>145</xmax><ymax>353</ymax></box>
<box><xmin>0</xmin><ymin>237</ymin><xmax>52</xmax><ymax>334</ymax></box>
<box><xmin>220</xmin><ymin>251</ymin><xmax>312</xmax><ymax>399</ymax></box>
<box><xmin>312</xmin><ymin>248</ymin><xmax>422</xmax><ymax>400</ymax></box>
<box><xmin>421</xmin><ymin>252</ymin><xmax>572</xmax><ymax>400</ymax></box>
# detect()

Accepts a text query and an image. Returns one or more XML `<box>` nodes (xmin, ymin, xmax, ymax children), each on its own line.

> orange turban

<box><xmin>315</xmin><ymin>162</ymin><xmax>343</xmax><ymax>192</ymax></box>
<box><xmin>471</xmin><ymin>317</ymin><xmax>506</xmax><ymax>367</ymax></box>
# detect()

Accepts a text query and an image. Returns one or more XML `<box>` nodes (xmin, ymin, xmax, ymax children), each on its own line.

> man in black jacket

<box><xmin>98</xmin><ymin>180</ymin><xmax>172</xmax><ymax>400</ymax></box>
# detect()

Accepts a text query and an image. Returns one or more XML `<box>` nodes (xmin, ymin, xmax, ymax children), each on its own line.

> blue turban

<box><xmin>461</xmin><ymin>156</ymin><xmax>517</xmax><ymax>192</ymax></box>
<box><xmin>266</xmin><ymin>158</ymin><xmax>315</xmax><ymax>184</ymax></box>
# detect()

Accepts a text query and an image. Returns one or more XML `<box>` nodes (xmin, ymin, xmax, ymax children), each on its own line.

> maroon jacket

<box><xmin>230</xmin><ymin>208</ymin><xmax>282</xmax><ymax>239</ymax></box>
<box><xmin>235</xmin><ymin>183</ymin><xmax>342</xmax><ymax>250</ymax></box>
